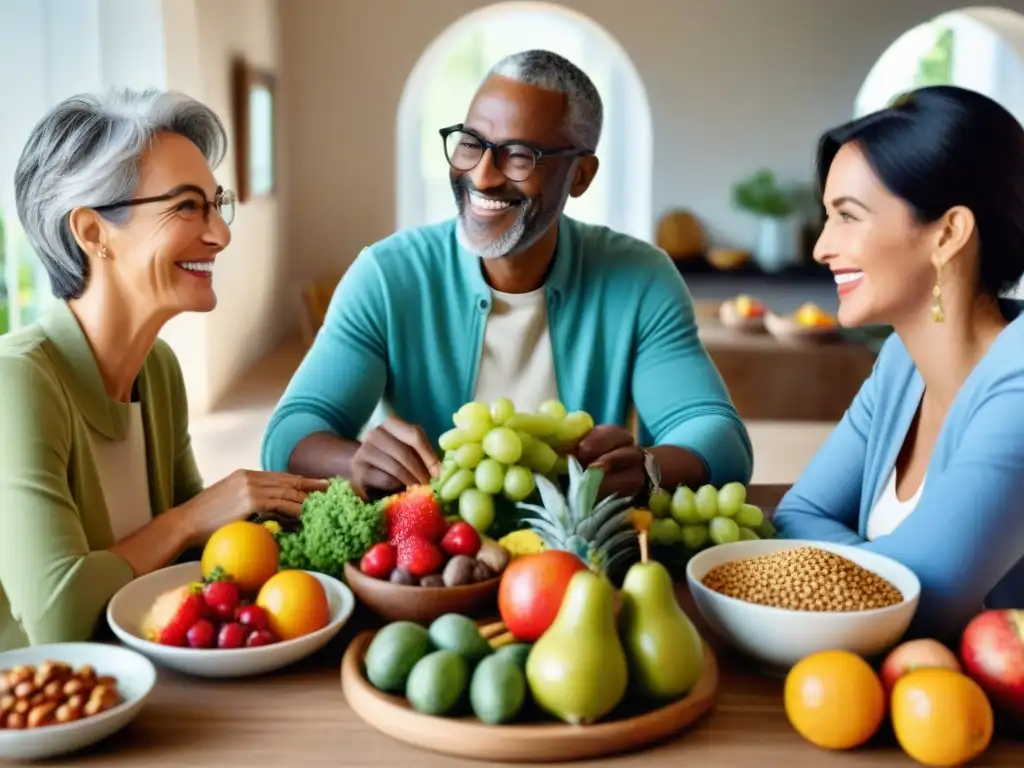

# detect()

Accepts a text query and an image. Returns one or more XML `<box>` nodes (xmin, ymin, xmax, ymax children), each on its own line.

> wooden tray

<box><xmin>340</xmin><ymin>628</ymin><xmax>719</xmax><ymax>763</ymax></box>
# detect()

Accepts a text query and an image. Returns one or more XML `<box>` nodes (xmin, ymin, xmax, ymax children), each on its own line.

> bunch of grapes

<box><xmin>433</xmin><ymin>398</ymin><xmax>594</xmax><ymax>533</ymax></box>
<box><xmin>646</xmin><ymin>481</ymin><xmax>776</xmax><ymax>553</ymax></box>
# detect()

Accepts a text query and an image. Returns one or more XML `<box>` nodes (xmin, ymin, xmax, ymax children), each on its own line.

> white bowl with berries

<box><xmin>106</xmin><ymin>563</ymin><xmax>355</xmax><ymax>678</ymax></box>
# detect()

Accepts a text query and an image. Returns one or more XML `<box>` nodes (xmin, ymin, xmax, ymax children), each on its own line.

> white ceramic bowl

<box><xmin>0</xmin><ymin>642</ymin><xmax>156</xmax><ymax>761</ymax></box>
<box><xmin>686</xmin><ymin>539</ymin><xmax>921</xmax><ymax>672</ymax></box>
<box><xmin>106</xmin><ymin>562</ymin><xmax>355</xmax><ymax>678</ymax></box>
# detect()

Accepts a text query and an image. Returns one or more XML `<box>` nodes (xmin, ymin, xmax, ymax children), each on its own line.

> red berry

<box><xmin>245</xmin><ymin>629</ymin><xmax>278</xmax><ymax>647</ymax></box>
<box><xmin>217</xmin><ymin>622</ymin><xmax>249</xmax><ymax>649</ymax></box>
<box><xmin>185</xmin><ymin>619</ymin><xmax>216</xmax><ymax>649</ymax></box>
<box><xmin>440</xmin><ymin>521</ymin><xmax>482</xmax><ymax>558</ymax></box>
<box><xmin>203</xmin><ymin>580</ymin><xmax>240</xmax><ymax>621</ymax></box>
<box><xmin>396</xmin><ymin>535</ymin><xmax>443</xmax><ymax>578</ymax></box>
<box><xmin>235</xmin><ymin>604</ymin><xmax>269</xmax><ymax>631</ymax></box>
<box><xmin>360</xmin><ymin>542</ymin><xmax>397</xmax><ymax>579</ymax></box>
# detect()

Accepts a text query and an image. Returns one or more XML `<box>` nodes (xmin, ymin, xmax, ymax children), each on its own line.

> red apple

<box><xmin>498</xmin><ymin>551</ymin><xmax>587</xmax><ymax>642</ymax></box>
<box><xmin>960</xmin><ymin>609</ymin><xmax>1024</xmax><ymax>721</ymax></box>
<box><xmin>880</xmin><ymin>638</ymin><xmax>962</xmax><ymax>694</ymax></box>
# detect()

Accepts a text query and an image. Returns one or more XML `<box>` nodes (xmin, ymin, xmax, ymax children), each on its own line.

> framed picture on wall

<box><xmin>232</xmin><ymin>57</ymin><xmax>276</xmax><ymax>203</ymax></box>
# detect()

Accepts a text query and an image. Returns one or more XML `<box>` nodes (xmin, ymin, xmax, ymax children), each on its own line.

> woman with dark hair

<box><xmin>773</xmin><ymin>85</ymin><xmax>1024</xmax><ymax>643</ymax></box>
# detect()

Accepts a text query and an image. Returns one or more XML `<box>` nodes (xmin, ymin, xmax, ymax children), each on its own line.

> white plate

<box><xmin>0</xmin><ymin>642</ymin><xmax>156</xmax><ymax>761</ymax></box>
<box><xmin>686</xmin><ymin>538</ymin><xmax>920</xmax><ymax>671</ymax></box>
<box><xmin>106</xmin><ymin>562</ymin><xmax>355</xmax><ymax>678</ymax></box>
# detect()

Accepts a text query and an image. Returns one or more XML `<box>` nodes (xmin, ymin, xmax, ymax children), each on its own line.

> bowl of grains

<box><xmin>686</xmin><ymin>539</ymin><xmax>921</xmax><ymax>670</ymax></box>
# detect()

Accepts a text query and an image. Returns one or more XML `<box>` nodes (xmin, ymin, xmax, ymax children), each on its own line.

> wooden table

<box><xmin>26</xmin><ymin>487</ymin><xmax>1024</xmax><ymax>766</ymax></box>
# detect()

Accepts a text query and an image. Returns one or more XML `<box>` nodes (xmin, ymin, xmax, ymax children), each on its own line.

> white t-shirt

<box><xmin>473</xmin><ymin>287</ymin><xmax>559</xmax><ymax>412</ymax></box>
<box><xmin>88</xmin><ymin>403</ymin><xmax>153</xmax><ymax>541</ymax></box>
<box><xmin>866</xmin><ymin>466</ymin><xmax>925</xmax><ymax>541</ymax></box>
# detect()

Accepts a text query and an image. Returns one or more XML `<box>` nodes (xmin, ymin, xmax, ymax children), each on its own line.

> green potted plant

<box><xmin>731</xmin><ymin>169</ymin><xmax>802</xmax><ymax>273</ymax></box>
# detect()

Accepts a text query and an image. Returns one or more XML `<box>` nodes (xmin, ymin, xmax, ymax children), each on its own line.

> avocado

<box><xmin>492</xmin><ymin>643</ymin><xmax>532</xmax><ymax>670</ymax></box>
<box><xmin>364</xmin><ymin>621</ymin><xmax>431</xmax><ymax>692</ymax></box>
<box><xmin>470</xmin><ymin>655</ymin><xmax>527</xmax><ymax>725</ymax></box>
<box><xmin>405</xmin><ymin>650</ymin><xmax>469</xmax><ymax>716</ymax></box>
<box><xmin>427</xmin><ymin>613</ymin><xmax>492</xmax><ymax>663</ymax></box>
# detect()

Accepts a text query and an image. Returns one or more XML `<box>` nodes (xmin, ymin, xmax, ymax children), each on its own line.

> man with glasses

<box><xmin>262</xmin><ymin>49</ymin><xmax>752</xmax><ymax>502</ymax></box>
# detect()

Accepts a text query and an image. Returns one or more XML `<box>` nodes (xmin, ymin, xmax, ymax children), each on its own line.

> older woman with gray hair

<box><xmin>0</xmin><ymin>88</ymin><xmax>325</xmax><ymax>652</ymax></box>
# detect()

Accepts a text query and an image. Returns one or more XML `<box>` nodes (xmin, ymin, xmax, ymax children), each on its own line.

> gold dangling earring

<box><xmin>932</xmin><ymin>265</ymin><xmax>945</xmax><ymax>323</ymax></box>
<box><xmin>97</xmin><ymin>245</ymin><xmax>108</xmax><ymax>259</ymax></box>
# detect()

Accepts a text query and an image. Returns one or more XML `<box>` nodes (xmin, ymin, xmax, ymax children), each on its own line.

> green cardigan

<box><xmin>0</xmin><ymin>301</ymin><xmax>203</xmax><ymax>651</ymax></box>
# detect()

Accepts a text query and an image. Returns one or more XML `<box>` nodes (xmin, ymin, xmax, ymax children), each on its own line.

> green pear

<box><xmin>525</xmin><ymin>569</ymin><xmax>628</xmax><ymax>725</ymax></box>
<box><xmin>618</xmin><ymin>557</ymin><xmax>705</xmax><ymax>700</ymax></box>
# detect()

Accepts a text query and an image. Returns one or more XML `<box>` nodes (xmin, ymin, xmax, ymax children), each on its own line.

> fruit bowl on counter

<box><xmin>107</xmin><ymin>560</ymin><xmax>355</xmax><ymax>678</ymax></box>
<box><xmin>765</xmin><ymin>302</ymin><xmax>841</xmax><ymax>344</ymax></box>
<box><xmin>718</xmin><ymin>294</ymin><xmax>767</xmax><ymax>333</ymax></box>
<box><xmin>686</xmin><ymin>539</ymin><xmax>920</xmax><ymax>673</ymax></box>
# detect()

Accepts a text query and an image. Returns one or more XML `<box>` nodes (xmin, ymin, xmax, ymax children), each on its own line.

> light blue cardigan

<box><xmin>773</xmin><ymin>300</ymin><xmax>1024</xmax><ymax>643</ymax></box>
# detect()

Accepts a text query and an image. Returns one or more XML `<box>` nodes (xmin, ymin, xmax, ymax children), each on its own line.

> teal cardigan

<box><xmin>262</xmin><ymin>215</ymin><xmax>752</xmax><ymax>486</ymax></box>
<box><xmin>774</xmin><ymin>300</ymin><xmax>1024</xmax><ymax>642</ymax></box>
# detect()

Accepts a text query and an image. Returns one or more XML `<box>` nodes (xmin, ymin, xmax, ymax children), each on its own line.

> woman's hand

<box><xmin>181</xmin><ymin>469</ymin><xmax>329</xmax><ymax>544</ymax></box>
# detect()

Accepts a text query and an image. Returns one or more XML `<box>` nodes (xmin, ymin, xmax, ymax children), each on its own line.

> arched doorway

<box><xmin>854</xmin><ymin>5</ymin><xmax>1024</xmax><ymax>124</ymax></box>
<box><xmin>395</xmin><ymin>1</ymin><xmax>653</xmax><ymax>242</ymax></box>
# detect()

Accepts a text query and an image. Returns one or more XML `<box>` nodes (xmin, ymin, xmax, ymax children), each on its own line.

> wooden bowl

<box><xmin>343</xmin><ymin>562</ymin><xmax>500</xmax><ymax>626</ymax></box>
<box><xmin>718</xmin><ymin>299</ymin><xmax>766</xmax><ymax>334</ymax></box>
<box><xmin>765</xmin><ymin>311</ymin><xmax>840</xmax><ymax>345</ymax></box>
<box><xmin>340</xmin><ymin>628</ymin><xmax>719</xmax><ymax>763</ymax></box>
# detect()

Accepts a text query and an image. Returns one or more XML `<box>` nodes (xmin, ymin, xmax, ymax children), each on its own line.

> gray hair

<box><xmin>488</xmin><ymin>49</ymin><xmax>603</xmax><ymax>152</ymax></box>
<box><xmin>14</xmin><ymin>88</ymin><xmax>227</xmax><ymax>300</ymax></box>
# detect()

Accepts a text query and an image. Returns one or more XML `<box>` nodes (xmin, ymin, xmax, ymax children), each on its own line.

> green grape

<box><xmin>648</xmin><ymin>487</ymin><xmax>671</xmax><ymax>518</ymax></box>
<box><xmin>490</xmin><ymin>397</ymin><xmax>515</xmax><ymax>426</ymax></box>
<box><xmin>518</xmin><ymin>432</ymin><xmax>558</xmax><ymax>474</ymax></box>
<box><xmin>694</xmin><ymin>485</ymin><xmax>719</xmax><ymax>522</ymax></box>
<box><xmin>717</xmin><ymin>482</ymin><xmax>746</xmax><ymax>518</ymax></box>
<box><xmin>755</xmin><ymin>518</ymin><xmax>777</xmax><ymax>539</ymax></box>
<box><xmin>437</xmin><ymin>460</ymin><xmax>459</xmax><ymax>487</ymax></box>
<box><xmin>538</xmin><ymin>399</ymin><xmax>568</xmax><ymax>420</ymax></box>
<box><xmin>443</xmin><ymin>450</ymin><xmax>457</xmax><ymax>463</ymax></box>
<box><xmin>550</xmin><ymin>411</ymin><xmax>594</xmax><ymax>445</ymax></box>
<box><xmin>503</xmin><ymin>464</ymin><xmax>535</xmax><ymax>502</ymax></box>
<box><xmin>552</xmin><ymin>455</ymin><xmax>570</xmax><ymax>475</ymax></box>
<box><xmin>738</xmin><ymin>526</ymin><xmax>760</xmax><ymax>541</ymax></box>
<box><xmin>438</xmin><ymin>428</ymin><xmax>474</xmax><ymax>452</ymax></box>
<box><xmin>505</xmin><ymin>412</ymin><xmax>559</xmax><ymax>438</ymax></box>
<box><xmin>439</xmin><ymin>468</ymin><xmax>475</xmax><ymax>502</ymax></box>
<box><xmin>670</xmin><ymin>486</ymin><xmax>700</xmax><ymax>525</ymax></box>
<box><xmin>708</xmin><ymin>516</ymin><xmax>740</xmax><ymax>545</ymax></box>
<box><xmin>474</xmin><ymin>459</ymin><xmax>506</xmax><ymax>495</ymax></box>
<box><xmin>453</xmin><ymin>403</ymin><xmax>493</xmax><ymax>441</ymax></box>
<box><xmin>735</xmin><ymin>503</ymin><xmax>764</xmax><ymax>529</ymax></box>
<box><xmin>459</xmin><ymin>488</ymin><xmax>495</xmax><ymax>532</ymax></box>
<box><xmin>680</xmin><ymin>523</ymin><xmax>710</xmax><ymax>550</ymax></box>
<box><xmin>649</xmin><ymin>518</ymin><xmax>682</xmax><ymax>545</ymax></box>
<box><xmin>453</xmin><ymin>442</ymin><xmax>485</xmax><ymax>470</ymax></box>
<box><xmin>482</xmin><ymin>426</ymin><xmax>523</xmax><ymax>465</ymax></box>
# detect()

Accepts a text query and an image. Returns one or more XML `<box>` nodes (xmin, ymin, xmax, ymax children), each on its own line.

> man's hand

<box><xmin>575</xmin><ymin>425</ymin><xmax>647</xmax><ymax>499</ymax></box>
<box><xmin>350</xmin><ymin>416</ymin><xmax>441</xmax><ymax>500</ymax></box>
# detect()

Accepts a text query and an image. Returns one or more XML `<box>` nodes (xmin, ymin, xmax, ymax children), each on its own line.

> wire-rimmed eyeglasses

<box><xmin>93</xmin><ymin>184</ymin><xmax>237</xmax><ymax>226</ymax></box>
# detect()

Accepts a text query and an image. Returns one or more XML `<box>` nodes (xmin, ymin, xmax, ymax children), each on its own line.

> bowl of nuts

<box><xmin>686</xmin><ymin>539</ymin><xmax>921</xmax><ymax>671</ymax></box>
<box><xmin>0</xmin><ymin>643</ymin><xmax>156</xmax><ymax>760</ymax></box>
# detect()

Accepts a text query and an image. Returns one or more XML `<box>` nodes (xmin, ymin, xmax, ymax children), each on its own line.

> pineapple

<box><xmin>515</xmin><ymin>456</ymin><xmax>638</xmax><ymax>573</ymax></box>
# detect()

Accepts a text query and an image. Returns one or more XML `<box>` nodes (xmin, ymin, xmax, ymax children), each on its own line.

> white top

<box><xmin>866</xmin><ymin>466</ymin><xmax>925</xmax><ymax>541</ymax></box>
<box><xmin>89</xmin><ymin>403</ymin><xmax>153</xmax><ymax>541</ymax></box>
<box><xmin>473</xmin><ymin>286</ymin><xmax>559</xmax><ymax>413</ymax></box>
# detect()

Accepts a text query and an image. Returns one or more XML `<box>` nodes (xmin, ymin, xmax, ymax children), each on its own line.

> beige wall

<box><xmin>161</xmin><ymin>0</ymin><xmax>289</xmax><ymax>413</ymax></box>
<box><xmin>279</xmin><ymin>0</ymin><xmax>1024</xmax><ymax>281</ymax></box>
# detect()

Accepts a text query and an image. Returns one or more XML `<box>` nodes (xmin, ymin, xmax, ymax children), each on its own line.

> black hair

<box><xmin>815</xmin><ymin>85</ymin><xmax>1024</xmax><ymax>297</ymax></box>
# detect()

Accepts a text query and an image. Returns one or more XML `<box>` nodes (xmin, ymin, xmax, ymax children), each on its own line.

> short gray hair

<box><xmin>14</xmin><ymin>88</ymin><xmax>227</xmax><ymax>300</ymax></box>
<box><xmin>488</xmin><ymin>49</ymin><xmax>603</xmax><ymax>152</ymax></box>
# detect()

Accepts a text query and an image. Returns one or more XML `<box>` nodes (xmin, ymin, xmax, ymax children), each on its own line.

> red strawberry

<box><xmin>217</xmin><ymin>622</ymin><xmax>249</xmax><ymax>649</ymax></box>
<box><xmin>141</xmin><ymin>585</ymin><xmax>206</xmax><ymax>647</ymax></box>
<box><xmin>396</xmin><ymin>535</ymin><xmax>443</xmax><ymax>578</ymax></box>
<box><xmin>360</xmin><ymin>542</ymin><xmax>397</xmax><ymax>579</ymax></box>
<box><xmin>202</xmin><ymin>580</ymin><xmax>240</xmax><ymax>622</ymax></box>
<box><xmin>235</xmin><ymin>604</ymin><xmax>269</xmax><ymax>632</ymax></box>
<box><xmin>385</xmin><ymin>485</ymin><xmax>447</xmax><ymax>544</ymax></box>
<box><xmin>186</xmin><ymin>619</ymin><xmax>217</xmax><ymax>649</ymax></box>
<box><xmin>440</xmin><ymin>521</ymin><xmax>482</xmax><ymax>558</ymax></box>
<box><xmin>245</xmin><ymin>629</ymin><xmax>278</xmax><ymax>647</ymax></box>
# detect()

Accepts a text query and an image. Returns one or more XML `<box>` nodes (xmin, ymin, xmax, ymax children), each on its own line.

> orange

<box><xmin>256</xmin><ymin>570</ymin><xmax>330</xmax><ymax>641</ymax></box>
<box><xmin>201</xmin><ymin>521</ymin><xmax>280</xmax><ymax>593</ymax></box>
<box><xmin>784</xmin><ymin>649</ymin><xmax>885</xmax><ymax>750</ymax></box>
<box><xmin>891</xmin><ymin>668</ymin><xmax>993</xmax><ymax>766</ymax></box>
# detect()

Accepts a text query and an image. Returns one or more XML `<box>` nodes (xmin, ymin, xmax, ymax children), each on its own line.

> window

<box><xmin>396</xmin><ymin>2</ymin><xmax>653</xmax><ymax>242</ymax></box>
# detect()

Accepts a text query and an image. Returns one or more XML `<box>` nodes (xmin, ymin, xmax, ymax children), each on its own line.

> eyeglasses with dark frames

<box><xmin>439</xmin><ymin>124</ymin><xmax>592</xmax><ymax>183</ymax></box>
<box><xmin>93</xmin><ymin>184</ymin><xmax>236</xmax><ymax>226</ymax></box>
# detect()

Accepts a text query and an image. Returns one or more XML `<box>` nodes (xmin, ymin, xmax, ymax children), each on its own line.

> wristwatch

<box><xmin>642</xmin><ymin>449</ymin><xmax>662</xmax><ymax>498</ymax></box>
